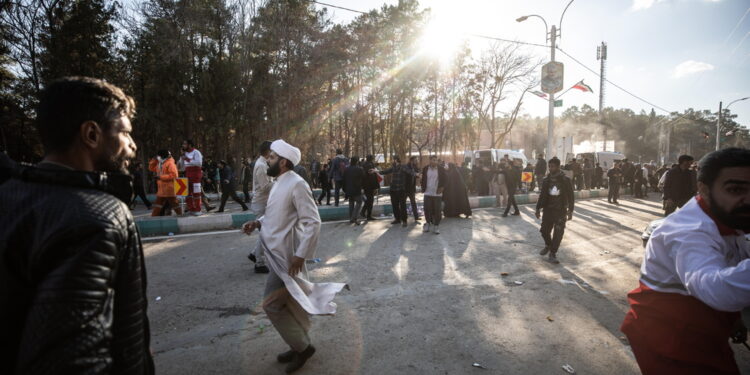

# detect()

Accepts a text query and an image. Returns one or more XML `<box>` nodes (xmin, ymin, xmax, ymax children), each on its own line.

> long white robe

<box><xmin>257</xmin><ymin>170</ymin><xmax>346</xmax><ymax>315</ymax></box>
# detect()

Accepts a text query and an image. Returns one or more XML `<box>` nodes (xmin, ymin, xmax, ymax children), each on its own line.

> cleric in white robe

<box><xmin>243</xmin><ymin>139</ymin><xmax>346</xmax><ymax>373</ymax></box>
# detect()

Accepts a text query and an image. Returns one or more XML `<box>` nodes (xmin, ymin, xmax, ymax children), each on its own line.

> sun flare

<box><xmin>419</xmin><ymin>15</ymin><xmax>466</xmax><ymax>66</ymax></box>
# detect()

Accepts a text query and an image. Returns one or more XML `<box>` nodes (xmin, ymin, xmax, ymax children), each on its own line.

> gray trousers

<box><xmin>424</xmin><ymin>195</ymin><xmax>442</xmax><ymax>225</ymax></box>
<box><xmin>348</xmin><ymin>194</ymin><xmax>363</xmax><ymax>221</ymax></box>
<box><xmin>250</xmin><ymin>204</ymin><xmax>267</xmax><ymax>265</ymax></box>
<box><xmin>262</xmin><ymin>269</ymin><xmax>311</xmax><ymax>352</ymax></box>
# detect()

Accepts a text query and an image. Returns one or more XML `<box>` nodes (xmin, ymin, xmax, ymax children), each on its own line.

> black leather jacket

<box><xmin>0</xmin><ymin>160</ymin><xmax>154</xmax><ymax>375</ymax></box>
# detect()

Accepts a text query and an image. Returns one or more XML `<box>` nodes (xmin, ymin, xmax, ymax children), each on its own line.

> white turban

<box><xmin>271</xmin><ymin>139</ymin><xmax>301</xmax><ymax>166</ymax></box>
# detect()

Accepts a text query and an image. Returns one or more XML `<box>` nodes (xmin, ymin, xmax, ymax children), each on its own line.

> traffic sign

<box><xmin>541</xmin><ymin>61</ymin><xmax>564</xmax><ymax>94</ymax></box>
<box><xmin>554</xmin><ymin>100</ymin><xmax>563</xmax><ymax>107</ymax></box>
<box><xmin>174</xmin><ymin>178</ymin><xmax>188</xmax><ymax>196</ymax></box>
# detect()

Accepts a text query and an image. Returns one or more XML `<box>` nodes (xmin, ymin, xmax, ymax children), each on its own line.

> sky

<box><xmin>313</xmin><ymin>0</ymin><xmax>750</xmax><ymax>127</ymax></box>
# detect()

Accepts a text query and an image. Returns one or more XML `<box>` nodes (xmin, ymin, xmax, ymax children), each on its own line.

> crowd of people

<box><xmin>0</xmin><ymin>77</ymin><xmax>748</xmax><ymax>375</ymax></box>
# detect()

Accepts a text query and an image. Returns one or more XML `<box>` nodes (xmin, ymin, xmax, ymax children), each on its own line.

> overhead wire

<box><xmin>555</xmin><ymin>47</ymin><xmax>673</xmax><ymax>114</ymax></box>
<box><xmin>312</xmin><ymin>0</ymin><xmax>682</xmax><ymax>121</ymax></box>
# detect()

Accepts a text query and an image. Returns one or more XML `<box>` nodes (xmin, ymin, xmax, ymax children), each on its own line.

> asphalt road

<box><xmin>142</xmin><ymin>195</ymin><xmax>750</xmax><ymax>374</ymax></box>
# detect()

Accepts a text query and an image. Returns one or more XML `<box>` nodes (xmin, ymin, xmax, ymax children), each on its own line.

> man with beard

<box><xmin>248</xmin><ymin>140</ymin><xmax>274</xmax><ymax>274</ymax></box>
<box><xmin>535</xmin><ymin>157</ymin><xmax>575</xmax><ymax>264</ymax></box>
<box><xmin>621</xmin><ymin>148</ymin><xmax>750</xmax><ymax>374</ymax></box>
<box><xmin>0</xmin><ymin>77</ymin><xmax>153</xmax><ymax>374</ymax></box>
<box><xmin>180</xmin><ymin>139</ymin><xmax>204</xmax><ymax>215</ymax></box>
<box><xmin>242</xmin><ymin>140</ymin><xmax>346</xmax><ymax>373</ymax></box>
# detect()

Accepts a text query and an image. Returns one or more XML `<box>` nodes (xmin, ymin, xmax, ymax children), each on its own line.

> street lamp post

<box><xmin>716</xmin><ymin>97</ymin><xmax>749</xmax><ymax>151</ymax></box>
<box><xmin>517</xmin><ymin>0</ymin><xmax>574</xmax><ymax>159</ymax></box>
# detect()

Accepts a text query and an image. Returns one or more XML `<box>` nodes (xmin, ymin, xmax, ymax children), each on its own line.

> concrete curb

<box><xmin>134</xmin><ymin>186</ymin><xmax>395</xmax><ymax>203</ymax></box>
<box><xmin>137</xmin><ymin>188</ymin><xmax>620</xmax><ymax>236</ymax></box>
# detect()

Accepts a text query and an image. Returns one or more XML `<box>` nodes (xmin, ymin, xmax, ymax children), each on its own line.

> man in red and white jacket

<box><xmin>180</xmin><ymin>139</ymin><xmax>204</xmax><ymax>215</ymax></box>
<box><xmin>621</xmin><ymin>147</ymin><xmax>750</xmax><ymax>374</ymax></box>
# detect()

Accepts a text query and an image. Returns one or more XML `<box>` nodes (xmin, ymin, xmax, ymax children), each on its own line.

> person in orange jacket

<box><xmin>149</xmin><ymin>149</ymin><xmax>183</xmax><ymax>216</ymax></box>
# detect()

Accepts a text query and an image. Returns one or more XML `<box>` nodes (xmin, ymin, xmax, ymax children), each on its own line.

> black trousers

<box><xmin>131</xmin><ymin>185</ymin><xmax>151</xmax><ymax>208</ymax></box>
<box><xmin>390</xmin><ymin>190</ymin><xmax>407</xmax><ymax>222</ymax></box>
<box><xmin>219</xmin><ymin>184</ymin><xmax>248</xmax><ymax>211</ymax></box>
<box><xmin>540</xmin><ymin>209</ymin><xmax>567</xmax><ymax>253</ymax></box>
<box><xmin>503</xmin><ymin>189</ymin><xmax>519</xmax><ymax>215</ymax></box>
<box><xmin>333</xmin><ymin>180</ymin><xmax>344</xmax><ymax>206</ymax></box>
<box><xmin>406</xmin><ymin>189</ymin><xmax>419</xmax><ymax>219</ymax></box>
<box><xmin>608</xmin><ymin>182</ymin><xmax>620</xmax><ymax>202</ymax></box>
<box><xmin>242</xmin><ymin>180</ymin><xmax>251</xmax><ymax>203</ymax></box>
<box><xmin>318</xmin><ymin>185</ymin><xmax>332</xmax><ymax>204</ymax></box>
<box><xmin>634</xmin><ymin>180</ymin><xmax>644</xmax><ymax>198</ymax></box>
<box><xmin>362</xmin><ymin>188</ymin><xmax>375</xmax><ymax>217</ymax></box>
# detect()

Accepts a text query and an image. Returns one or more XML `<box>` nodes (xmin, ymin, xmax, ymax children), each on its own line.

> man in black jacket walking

<box><xmin>607</xmin><ymin>162</ymin><xmax>623</xmax><ymax>204</ymax></box>
<box><xmin>503</xmin><ymin>160</ymin><xmax>522</xmax><ymax>217</ymax></box>
<box><xmin>535</xmin><ymin>157</ymin><xmax>575</xmax><ymax>264</ymax></box>
<box><xmin>240</xmin><ymin>157</ymin><xmax>254</xmax><ymax>203</ymax></box>
<box><xmin>0</xmin><ymin>77</ymin><xmax>154</xmax><ymax>374</ymax></box>
<box><xmin>662</xmin><ymin>154</ymin><xmax>697</xmax><ymax>215</ymax></box>
<box><xmin>343</xmin><ymin>156</ymin><xmax>366</xmax><ymax>224</ymax></box>
<box><xmin>406</xmin><ymin>156</ymin><xmax>422</xmax><ymax>222</ymax></box>
<box><xmin>217</xmin><ymin>160</ymin><xmax>249</xmax><ymax>212</ymax></box>
<box><xmin>360</xmin><ymin>155</ymin><xmax>379</xmax><ymax>220</ymax></box>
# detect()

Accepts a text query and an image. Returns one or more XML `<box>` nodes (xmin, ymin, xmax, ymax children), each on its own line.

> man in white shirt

<box><xmin>421</xmin><ymin>155</ymin><xmax>446</xmax><ymax>234</ymax></box>
<box><xmin>621</xmin><ymin>147</ymin><xmax>750</xmax><ymax>374</ymax></box>
<box><xmin>180</xmin><ymin>139</ymin><xmax>203</xmax><ymax>215</ymax></box>
<box><xmin>248</xmin><ymin>140</ymin><xmax>273</xmax><ymax>274</ymax></box>
<box><xmin>242</xmin><ymin>139</ymin><xmax>346</xmax><ymax>373</ymax></box>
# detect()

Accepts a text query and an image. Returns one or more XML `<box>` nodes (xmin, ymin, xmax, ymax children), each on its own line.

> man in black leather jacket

<box><xmin>535</xmin><ymin>157</ymin><xmax>575</xmax><ymax>264</ymax></box>
<box><xmin>0</xmin><ymin>77</ymin><xmax>154</xmax><ymax>375</ymax></box>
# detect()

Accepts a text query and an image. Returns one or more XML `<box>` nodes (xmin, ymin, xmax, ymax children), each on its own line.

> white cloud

<box><xmin>633</xmin><ymin>0</ymin><xmax>717</xmax><ymax>11</ymax></box>
<box><xmin>632</xmin><ymin>0</ymin><xmax>658</xmax><ymax>11</ymax></box>
<box><xmin>672</xmin><ymin>60</ymin><xmax>714</xmax><ymax>78</ymax></box>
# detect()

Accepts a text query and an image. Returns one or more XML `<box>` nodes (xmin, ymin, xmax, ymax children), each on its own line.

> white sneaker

<box><xmin>423</xmin><ymin>223</ymin><xmax>431</xmax><ymax>233</ymax></box>
<box><xmin>191</xmin><ymin>211</ymin><xmax>203</xmax><ymax>216</ymax></box>
<box><xmin>433</xmin><ymin>225</ymin><xmax>440</xmax><ymax>234</ymax></box>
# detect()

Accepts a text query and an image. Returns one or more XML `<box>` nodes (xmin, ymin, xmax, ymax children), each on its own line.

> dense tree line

<box><xmin>1</xmin><ymin>0</ymin><xmax>746</xmax><ymax>166</ymax></box>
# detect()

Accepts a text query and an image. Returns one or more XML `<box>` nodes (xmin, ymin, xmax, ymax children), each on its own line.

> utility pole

<box><xmin>716</xmin><ymin>101</ymin><xmax>722</xmax><ymax>151</ymax></box>
<box><xmin>547</xmin><ymin>25</ymin><xmax>557</xmax><ymax>159</ymax></box>
<box><xmin>597</xmin><ymin>42</ymin><xmax>607</xmax><ymax>151</ymax></box>
<box><xmin>517</xmin><ymin>0</ymin><xmax>574</xmax><ymax>159</ymax></box>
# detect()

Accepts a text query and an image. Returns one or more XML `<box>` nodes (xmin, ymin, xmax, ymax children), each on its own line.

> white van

<box><xmin>470</xmin><ymin>149</ymin><xmax>528</xmax><ymax>167</ymax></box>
<box><xmin>575</xmin><ymin>151</ymin><xmax>625</xmax><ymax>187</ymax></box>
<box><xmin>576</xmin><ymin>151</ymin><xmax>625</xmax><ymax>170</ymax></box>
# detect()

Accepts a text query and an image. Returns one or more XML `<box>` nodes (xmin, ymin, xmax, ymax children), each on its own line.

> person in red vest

<box><xmin>180</xmin><ymin>139</ymin><xmax>204</xmax><ymax>215</ymax></box>
<box><xmin>621</xmin><ymin>147</ymin><xmax>750</xmax><ymax>374</ymax></box>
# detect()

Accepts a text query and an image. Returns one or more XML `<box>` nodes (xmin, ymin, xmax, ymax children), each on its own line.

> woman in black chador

<box><xmin>443</xmin><ymin>163</ymin><xmax>472</xmax><ymax>218</ymax></box>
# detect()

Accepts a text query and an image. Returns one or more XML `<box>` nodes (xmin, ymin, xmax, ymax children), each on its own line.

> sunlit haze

<box><xmin>317</xmin><ymin>0</ymin><xmax>750</xmax><ymax>126</ymax></box>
